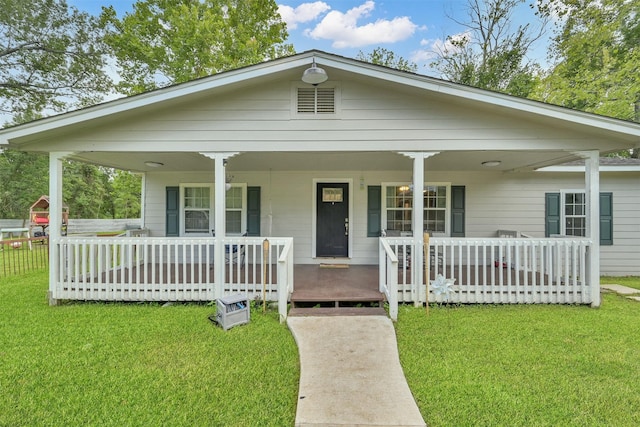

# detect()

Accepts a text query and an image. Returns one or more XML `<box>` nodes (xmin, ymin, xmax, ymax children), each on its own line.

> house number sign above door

<box><xmin>322</xmin><ymin>187</ymin><xmax>343</xmax><ymax>203</ymax></box>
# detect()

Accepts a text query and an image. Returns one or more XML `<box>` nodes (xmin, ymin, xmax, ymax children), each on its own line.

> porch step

<box><xmin>288</xmin><ymin>306</ymin><xmax>387</xmax><ymax>317</ymax></box>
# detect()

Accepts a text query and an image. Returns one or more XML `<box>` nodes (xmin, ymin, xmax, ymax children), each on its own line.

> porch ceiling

<box><xmin>69</xmin><ymin>150</ymin><xmax>584</xmax><ymax>173</ymax></box>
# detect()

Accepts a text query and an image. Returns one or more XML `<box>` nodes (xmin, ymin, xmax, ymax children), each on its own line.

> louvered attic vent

<box><xmin>297</xmin><ymin>87</ymin><xmax>335</xmax><ymax>114</ymax></box>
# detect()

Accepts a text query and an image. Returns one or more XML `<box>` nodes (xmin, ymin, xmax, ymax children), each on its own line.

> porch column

<box><xmin>201</xmin><ymin>152</ymin><xmax>239</xmax><ymax>299</ymax></box>
<box><xmin>48</xmin><ymin>152</ymin><xmax>71</xmax><ymax>306</ymax></box>
<box><xmin>401</xmin><ymin>152</ymin><xmax>439</xmax><ymax>305</ymax></box>
<box><xmin>582</xmin><ymin>150</ymin><xmax>600</xmax><ymax>307</ymax></box>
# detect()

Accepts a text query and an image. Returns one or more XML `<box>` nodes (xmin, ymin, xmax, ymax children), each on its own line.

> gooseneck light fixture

<box><xmin>301</xmin><ymin>58</ymin><xmax>328</xmax><ymax>85</ymax></box>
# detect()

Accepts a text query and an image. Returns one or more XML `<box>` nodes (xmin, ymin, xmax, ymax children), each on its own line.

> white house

<box><xmin>2</xmin><ymin>50</ymin><xmax>639</xmax><ymax>320</ymax></box>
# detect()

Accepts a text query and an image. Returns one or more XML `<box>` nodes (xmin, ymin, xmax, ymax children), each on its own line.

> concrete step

<box><xmin>288</xmin><ymin>306</ymin><xmax>387</xmax><ymax>317</ymax></box>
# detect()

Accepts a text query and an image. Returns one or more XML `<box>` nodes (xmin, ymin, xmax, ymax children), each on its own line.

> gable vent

<box><xmin>297</xmin><ymin>87</ymin><xmax>335</xmax><ymax>114</ymax></box>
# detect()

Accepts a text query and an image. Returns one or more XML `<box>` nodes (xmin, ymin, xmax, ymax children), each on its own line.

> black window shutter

<box><xmin>545</xmin><ymin>193</ymin><xmax>561</xmax><ymax>237</ymax></box>
<box><xmin>600</xmin><ymin>192</ymin><xmax>613</xmax><ymax>245</ymax></box>
<box><xmin>166</xmin><ymin>186</ymin><xmax>179</xmax><ymax>237</ymax></box>
<box><xmin>450</xmin><ymin>186</ymin><xmax>466</xmax><ymax>237</ymax></box>
<box><xmin>247</xmin><ymin>186</ymin><xmax>261</xmax><ymax>236</ymax></box>
<box><xmin>367</xmin><ymin>186</ymin><xmax>382</xmax><ymax>237</ymax></box>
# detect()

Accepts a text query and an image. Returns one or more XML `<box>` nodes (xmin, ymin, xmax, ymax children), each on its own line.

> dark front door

<box><xmin>316</xmin><ymin>182</ymin><xmax>349</xmax><ymax>257</ymax></box>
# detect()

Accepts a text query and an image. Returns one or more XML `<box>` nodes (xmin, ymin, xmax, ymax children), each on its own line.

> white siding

<box><xmin>52</xmin><ymin>78</ymin><xmax>609</xmax><ymax>154</ymax></box>
<box><xmin>145</xmin><ymin>169</ymin><xmax>640</xmax><ymax>275</ymax></box>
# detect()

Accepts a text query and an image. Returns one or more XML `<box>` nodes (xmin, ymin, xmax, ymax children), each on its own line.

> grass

<box><xmin>2</xmin><ymin>272</ymin><xmax>639</xmax><ymax>426</ymax></box>
<box><xmin>396</xmin><ymin>290</ymin><xmax>640</xmax><ymax>426</ymax></box>
<box><xmin>0</xmin><ymin>271</ymin><xmax>299</xmax><ymax>426</ymax></box>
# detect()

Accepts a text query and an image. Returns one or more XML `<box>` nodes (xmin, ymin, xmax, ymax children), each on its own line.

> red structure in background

<box><xmin>29</xmin><ymin>195</ymin><xmax>69</xmax><ymax>237</ymax></box>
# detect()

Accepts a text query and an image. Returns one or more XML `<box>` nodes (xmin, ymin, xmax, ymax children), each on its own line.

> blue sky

<box><xmin>71</xmin><ymin>0</ymin><xmax>551</xmax><ymax>74</ymax></box>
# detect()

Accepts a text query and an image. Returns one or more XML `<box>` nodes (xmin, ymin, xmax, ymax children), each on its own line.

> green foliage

<box><xmin>535</xmin><ymin>0</ymin><xmax>640</xmax><ymax>124</ymax></box>
<box><xmin>111</xmin><ymin>170</ymin><xmax>142</xmax><ymax>219</ymax></box>
<box><xmin>0</xmin><ymin>150</ymin><xmax>141</xmax><ymax>220</ymax></box>
<box><xmin>0</xmin><ymin>150</ymin><xmax>49</xmax><ymax>219</ymax></box>
<box><xmin>431</xmin><ymin>0</ymin><xmax>547</xmax><ymax>97</ymax></box>
<box><xmin>63</xmin><ymin>161</ymin><xmax>113</xmax><ymax>219</ymax></box>
<box><xmin>0</xmin><ymin>0</ymin><xmax>111</xmax><ymax>123</ymax></box>
<box><xmin>0</xmin><ymin>271</ymin><xmax>299</xmax><ymax>426</ymax></box>
<box><xmin>397</xmin><ymin>295</ymin><xmax>640</xmax><ymax>426</ymax></box>
<box><xmin>356</xmin><ymin>47</ymin><xmax>418</xmax><ymax>72</ymax></box>
<box><xmin>101</xmin><ymin>0</ymin><xmax>295</xmax><ymax>95</ymax></box>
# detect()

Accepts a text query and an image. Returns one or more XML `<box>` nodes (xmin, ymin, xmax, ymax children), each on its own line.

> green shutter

<box><xmin>450</xmin><ymin>186</ymin><xmax>466</xmax><ymax>237</ymax></box>
<box><xmin>367</xmin><ymin>186</ymin><xmax>382</xmax><ymax>237</ymax></box>
<box><xmin>166</xmin><ymin>186</ymin><xmax>179</xmax><ymax>237</ymax></box>
<box><xmin>545</xmin><ymin>193</ymin><xmax>561</xmax><ymax>237</ymax></box>
<box><xmin>599</xmin><ymin>192</ymin><xmax>613</xmax><ymax>245</ymax></box>
<box><xmin>247</xmin><ymin>186</ymin><xmax>261</xmax><ymax>236</ymax></box>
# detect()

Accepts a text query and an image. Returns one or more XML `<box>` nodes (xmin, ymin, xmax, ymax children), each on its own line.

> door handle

<box><xmin>345</xmin><ymin>218</ymin><xmax>349</xmax><ymax>236</ymax></box>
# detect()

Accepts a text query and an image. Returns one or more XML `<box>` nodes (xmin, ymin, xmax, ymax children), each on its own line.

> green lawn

<box><xmin>2</xmin><ymin>272</ymin><xmax>639</xmax><ymax>426</ymax></box>
<box><xmin>0</xmin><ymin>271</ymin><xmax>299</xmax><ymax>426</ymax></box>
<box><xmin>396</xmin><ymin>290</ymin><xmax>640</xmax><ymax>426</ymax></box>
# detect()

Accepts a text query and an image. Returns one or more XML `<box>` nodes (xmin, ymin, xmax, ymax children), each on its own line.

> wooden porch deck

<box><xmin>93</xmin><ymin>262</ymin><xmax>564</xmax><ymax>290</ymax></box>
<box><xmin>288</xmin><ymin>264</ymin><xmax>386</xmax><ymax>316</ymax></box>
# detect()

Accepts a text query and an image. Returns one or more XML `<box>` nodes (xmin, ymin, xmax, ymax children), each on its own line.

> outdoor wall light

<box><xmin>144</xmin><ymin>161</ymin><xmax>164</xmax><ymax>168</ymax></box>
<box><xmin>301</xmin><ymin>58</ymin><xmax>328</xmax><ymax>85</ymax></box>
<box><xmin>481</xmin><ymin>160</ymin><xmax>501</xmax><ymax>167</ymax></box>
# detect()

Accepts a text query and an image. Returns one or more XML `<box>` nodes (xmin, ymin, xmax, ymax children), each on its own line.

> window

<box><xmin>545</xmin><ymin>191</ymin><xmax>613</xmax><ymax>245</ymax></box>
<box><xmin>563</xmin><ymin>192</ymin><xmax>586</xmax><ymax>236</ymax></box>
<box><xmin>183</xmin><ymin>186</ymin><xmax>211</xmax><ymax>235</ymax></box>
<box><xmin>179</xmin><ymin>184</ymin><xmax>246</xmax><ymax>236</ymax></box>
<box><xmin>225</xmin><ymin>185</ymin><xmax>245</xmax><ymax>235</ymax></box>
<box><xmin>382</xmin><ymin>183</ymin><xmax>450</xmax><ymax>235</ymax></box>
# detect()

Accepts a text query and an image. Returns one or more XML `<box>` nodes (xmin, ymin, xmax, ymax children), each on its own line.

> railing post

<box><xmin>387</xmin><ymin>256</ymin><xmax>398</xmax><ymax>321</ymax></box>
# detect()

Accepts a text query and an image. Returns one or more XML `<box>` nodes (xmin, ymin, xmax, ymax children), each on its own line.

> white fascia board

<box><xmin>537</xmin><ymin>165</ymin><xmax>640</xmax><ymax>172</ymax></box>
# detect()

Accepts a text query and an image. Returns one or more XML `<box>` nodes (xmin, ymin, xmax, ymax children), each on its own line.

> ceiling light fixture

<box><xmin>144</xmin><ymin>161</ymin><xmax>164</xmax><ymax>168</ymax></box>
<box><xmin>301</xmin><ymin>58</ymin><xmax>328</xmax><ymax>85</ymax></box>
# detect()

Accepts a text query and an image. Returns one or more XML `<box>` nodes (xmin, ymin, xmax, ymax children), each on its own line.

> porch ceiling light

<box><xmin>301</xmin><ymin>58</ymin><xmax>328</xmax><ymax>85</ymax></box>
<box><xmin>481</xmin><ymin>160</ymin><xmax>501</xmax><ymax>167</ymax></box>
<box><xmin>144</xmin><ymin>161</ymin><xmax>164</xmax><ymax>168</ymax></box>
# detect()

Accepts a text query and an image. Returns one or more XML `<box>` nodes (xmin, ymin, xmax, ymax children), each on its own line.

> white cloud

<box><xmin>278</xmin><ymin>2</ymin><xmax>331</xmax><ymax>30</ymax></box>
<box><xmin>305</xmin><ymin>1</ymin><xmax>417</xmax><ymax>49</ymax></box>
<box><xmin>411</xmin><ymin>31</ymin><xmax>472</xmax><ymax>63</ymax></box>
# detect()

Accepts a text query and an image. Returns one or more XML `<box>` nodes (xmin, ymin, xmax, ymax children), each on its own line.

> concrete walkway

<box><xmin>601</xmin><ymin>284</ymin><xmax>640</xmax><ymax>302</ymax></box>
<box><xmin>287</xmin><ymin>316</ymin><xmax>426</xmax><ymax>427</ymax></box>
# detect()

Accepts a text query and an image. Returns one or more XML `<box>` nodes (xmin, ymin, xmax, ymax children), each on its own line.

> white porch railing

<box><xmin>52</xmin><ymin>236</ymin><xmax>294</xmax><ymax>306</ymax></box>
<box><xmin>379</xmin><ymin>238</ymin><xmax>399</xmax><ymax>321</ymax></box>
<box><xmin>381</xmin><ymin>236</ymin><xmax>593</xmax><ymax>305</ymax></box>
<box><xmin>277</xmin><ymin>238</ymin><xmax>295</xmax><ymax>322</ymax></box>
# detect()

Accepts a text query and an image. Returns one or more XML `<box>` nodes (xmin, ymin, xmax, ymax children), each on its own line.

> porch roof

<box><xmin>2</xmin><ymin>50</ymin><xmax>639</xmax><ymax>173</ymax></box>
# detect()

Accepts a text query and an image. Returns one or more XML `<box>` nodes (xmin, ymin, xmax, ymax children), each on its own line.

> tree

<box><xmin>62</xmin><ymin>162</ymin><xmax>113</xmax><ymax>219</ymax></box>
<box><xmin>111</xmin><ymin>170</ymin><xmax>142</xmax><ymax>219</ymax></box>
<box><xmin>356</xmin><ymin>47</ymin><xmax>418</xmax><ymax>73</ymax></box>
<box><xmin>0</xmin><ymin>150</ymin><xmax>49</xmax><ymax>219</ymax></box>
<box><xmin>0</xmin><ymin>0</ymin><xmax>111</xmax><ymax>124</ymax></box>
<box><xmin>101</xmin><ymin>0</ymin><xmax>295</xmax><ymax>95</ymax></box>
<box><xmin>535</xmin><ymin>0</ymin><xmax>640</xmax><ymax>122</ymax></box>
<box><xmin>430</xmin><ymin>0</ymin><xmax>547</xmax><ymax>97</ymax></box>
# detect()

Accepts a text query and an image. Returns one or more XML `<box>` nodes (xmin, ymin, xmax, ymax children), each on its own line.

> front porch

<box><xmin>50</xmin><ymin>234</ymin><xmax>596</xmax><ymax>321</ymax></box>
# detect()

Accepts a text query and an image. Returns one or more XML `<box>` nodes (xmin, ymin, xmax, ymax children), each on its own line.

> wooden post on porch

<box><xmin>424</xmin><ymin>232</ymin><xmax>430</xmax><ymax>315</ymax></box>
<box><xmin>262</xmin><ymin>238</ymin><xmax>269</xmax><ymax>313</ymax></box>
